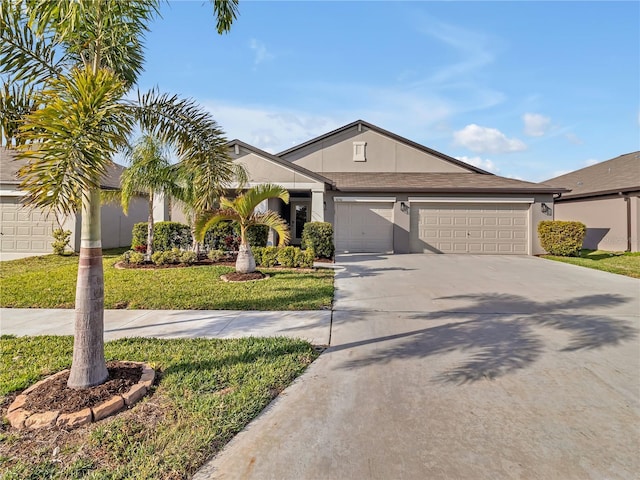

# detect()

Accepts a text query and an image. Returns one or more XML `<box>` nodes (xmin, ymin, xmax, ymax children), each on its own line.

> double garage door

<box><xmin>0</xmin><ymin>197</ymin><xmax>54</xmax><ymax>253</ymax></box>
<box><xmin>410</xmin><ymin>203</ymin><xmax>529</xmax><ymax>254</ymax></box>
<box><xmin>334</xmin><ymin>199</ymin><xmax>529</xmax><ymax>254</ymax></box>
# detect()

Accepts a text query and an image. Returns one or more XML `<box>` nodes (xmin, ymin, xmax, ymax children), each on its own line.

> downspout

<box><xmin>623</xmin><ymin>194</ymin><xmax>631</xmax><ymax>252</ymax></box>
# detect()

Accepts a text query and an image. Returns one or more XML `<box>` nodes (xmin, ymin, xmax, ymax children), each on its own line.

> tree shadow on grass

<box><xmin>334</xmin><ymin>293</ymin><xmax>637</xmax><ymax>384</ymax></box>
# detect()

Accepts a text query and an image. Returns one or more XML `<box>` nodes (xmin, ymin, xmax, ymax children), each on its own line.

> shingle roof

<box><xmin>323</xmin><ymin>172</ymin><xmax>565</xmax><ymax>193</ymax></box>
<box><xmin>543</xmin><ymin>151</ymin><xmax>640</xmax><ymax>200</ymax></box>
<box><xmin>277</xmin><ymin>119</ymin><xmax>489</xmax><ymax>174</ymax></box>
<box><xmin>0</xmin><ymin>146</ymin><xmax>123</xmax><ymax>189</ymax></box>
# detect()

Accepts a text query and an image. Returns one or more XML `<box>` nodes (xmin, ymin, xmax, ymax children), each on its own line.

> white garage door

<box><xmin>0</xmin><ymin>197</ymin><xmax>54</xmax><ymax>253</ymax></box>
<box><xmin>335</xmin><ymin>201</ymin><xmax>394</xmax><ymax>253</ymax></box>
<box><xmin>410</xmin><ymin>203</ymin><xmax>529</xmax><ymax>254</ymax></box>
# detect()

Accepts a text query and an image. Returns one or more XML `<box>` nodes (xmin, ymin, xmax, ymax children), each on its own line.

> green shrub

<box><xmin>252</xmin><ymin>246</ymin><xmax>264</xmax><ymax>266</ymax></box>
<box><xmin>154</xmin><ymin>222</ymin><xmax>192</xmax><ymax>251</ymax></box>
<box><xmin>538</xmin><ymin>220</ymin><xmax>586</xmax><ymax>256</ymax></box>
<box><xmin>151</xmin><ymin>251</ymin><xmax>166</xmax><ymax>265</ymax></box>
<box><xmin>202</xmin><ymin>222</ymin><xmax>236</xmax><ymax>251</ymax></box>
<box><xmin>300</xmin><ymin>248</ymin><xmax>315</xmax><ymax>268</ymax></box>
<box><xmin>180</xmin><ymin>250</ymin><xmax>197</xmax><ymax>264</ymax></box>
<box><xmin>51</xmin><ymin>228</ymin><xmax>71</xmax><ymax>255</ymax></box>
<box><xmin>207</xmin><ymin>249</ymin><xmax>225</xmax><ymax>262</ymax></box>
<box><xmin>277</xmin><ymin>246</ymin><xmax>297</xmax><ymax>268</ymax></box>
<box><xmin>119</xmin><ymin>250</ymin><xmax>145</xmax><ymax>265</ymax></box>
<box><xmin>301</xmin><ymin>222</ymin><xmax>334</xmax><ymax>259</ymax></box>
<box><xmin>262</xmin><ymin>246</ymin><xmax>278</xmax><ymax>267</ymax></box>
<box><xmin>132</xmin><ymin>222</ymin><xmax>192</xmax><ymax>252</ymax></box>
<box><xmin>245</xmin><ymin>225</ymin><xmax>269</xmax><ymax>247</ymax></box>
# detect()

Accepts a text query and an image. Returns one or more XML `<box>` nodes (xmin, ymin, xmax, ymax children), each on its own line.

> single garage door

<box><xmin>0</xmin><ymin>196</ymin><xmax>54</xmax><ymax>253</ymax></box>
<box><xmin>335</xmin><ymin>201</ymin><xmax>394</xmax><ymax>253</ymax></box>
<box><xmin>410</xmin><ymin>203</ymin><xmax>529</xmax><ymax>254</ymax></box>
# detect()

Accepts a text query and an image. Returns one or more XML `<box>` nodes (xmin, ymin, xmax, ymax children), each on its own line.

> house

<box><xmin>544</xmin><ymin>152</ymin><xmax>640</xmax><ymax>252</ymax></box>
<box><xmin>0</xmin><ymin>147</ymin><xmax>147</xmax><ymax>259</ymax></box>
<box><xmin>170</xmin><ymin>120</ymin><xmax>566</xmax><ymax>255</ymax></box>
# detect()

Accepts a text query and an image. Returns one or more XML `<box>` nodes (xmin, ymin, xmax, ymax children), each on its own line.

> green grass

<box><xmin>542</xmin><ymin>249</ymin><xmax>640</xmax><ymax>278</ymax></box>
<box><xmin>0</xmin><ymin>335</ymin><xmax>318</xmax><ymax>479</ymax></box>
<box><xmin>0</xmin><ymin>250</ymin><xmax>334</xmax><ymax>310</ymax></box>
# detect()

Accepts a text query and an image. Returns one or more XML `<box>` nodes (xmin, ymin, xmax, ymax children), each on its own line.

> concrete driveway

<box><xmin>197</xmin><ymin>254</ymin><xmax>640</xmax><ymax>480</ymax></box>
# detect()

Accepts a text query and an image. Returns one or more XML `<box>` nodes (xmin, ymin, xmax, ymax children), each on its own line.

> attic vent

<box><xmin>353</xmin><ymin>141</ymin><xmax>366</xmax><ymax>162</ymax></box>
<box><xmin>234</xmin><ymin>144</ymin><xmax>240</xmax><ymax>155</ymax></box>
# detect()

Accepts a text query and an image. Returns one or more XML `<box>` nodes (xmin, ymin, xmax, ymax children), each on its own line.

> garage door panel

<box><xmin>0</xmin><ymin>199</ymin><xmax>54</xmax><ymax>253</ymax></box>
<box><xmin>335</xmin><ymin>202</ymin><xmax>393</xmax><ymax>253</ymax></box>
<box><xmin>410</xmin><ymin>203</ymin><xmax>529</xmax><ymax>255</ymax></box>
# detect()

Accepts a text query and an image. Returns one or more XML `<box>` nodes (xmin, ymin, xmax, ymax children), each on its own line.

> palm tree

<box><xmin>195</xmin><ymin>184</ymin><xmax>291</xmax><ymax>274</ymax></box>
<box><xmin>0</xmin><ymin>0</ymin><xmax>241</xmax><ymax>388</ymax></box>
<box><xmin>120</xmin><ymin>134</ymin><xmax>176</xmax><ymax>259</ymax></box>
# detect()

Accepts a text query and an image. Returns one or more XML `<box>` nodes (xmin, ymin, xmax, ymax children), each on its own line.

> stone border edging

<box><xmin>5</xmin><ymin>363</ymin><xmax>155</xmax><ymax>431</ymax></box>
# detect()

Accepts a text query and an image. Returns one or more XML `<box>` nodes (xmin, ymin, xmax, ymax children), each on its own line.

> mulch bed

<box><xmin>23</xmin><ymin>362</ymin><xmax>142</xmax><ymax>414</ymax></box>
<box><xmin>115</xmin><ymin>259</ymin><xmax>236</xmax><ymax>269</ymax></box>
<box><xmin>221</xmin><ymin>271</ymin><xmax>267</xmax><ymax>282</ymax></box>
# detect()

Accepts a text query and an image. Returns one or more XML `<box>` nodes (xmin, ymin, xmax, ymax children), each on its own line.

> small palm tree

<box><xmin>120</xmin><ymin>134</ymin><xmax>176</xmax><ymax>259</ymax></box>
<box><xmin>195</xmin><ymin>184</ymin><xmax>291</xmax><ymax>273</ymax></box>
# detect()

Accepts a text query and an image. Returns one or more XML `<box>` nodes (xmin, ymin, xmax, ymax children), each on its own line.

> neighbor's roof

<box><xmin>0</xmin><ymin>146</ymin><xmax>123</xmax><ymax>189</ymax></box>
<box><xmin>277</xmin><ymin>119</ymin><xmax>491</xmax><ymax>175</ymax></box>
<box><xmin>543</xmin><ymin>151</ymin><xmax>640</xmax><ymax>200</ymax></box>
<box><xmin>323</xmin><ymin>172</ymin><xmax>565</xmax><ymax>193</ymax></box>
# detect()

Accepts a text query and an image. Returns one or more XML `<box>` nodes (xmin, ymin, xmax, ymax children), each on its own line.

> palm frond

<box><xmin>211</xmin><ymin>0</ymin><xmax>239</xmax><ymax>34</ymax></box>
<box><xmin>236</xmin><ymin>183</ymin><xmax>289</xmax><ymax>219</ymax></box>
<box><xmin>251</xmin><ymin>210</ymin><xmax>291</xmax><ymax>246</ymax></box>
<box><xmin>194</xmin><ymin>209</ymin><xmax>239</xmax><ymax>242</ymax></box>
<box><xmin>16</xmin><ymin>67</ymin><xmax>132</xmax><ymax>215</ymax></box>
<box><xmin>0</xmin><ymin>78</ymin><xmax>40</xmax><ymax>146</ymax></box>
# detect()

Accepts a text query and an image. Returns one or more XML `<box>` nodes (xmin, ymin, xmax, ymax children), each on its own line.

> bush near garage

<box><xmin>538</xmin><ymin>220</ymin><xmax>586</xmax><ymax>256</ymax></box>
<box><xmin>131</xmin><ymin>222</ymin><xmax>192</xmax><ymax>252</ymax></box>
<box><xmin>301</xmin><ymin>222</ymin><xmax>334</xmax><ymax>259</ymax></box>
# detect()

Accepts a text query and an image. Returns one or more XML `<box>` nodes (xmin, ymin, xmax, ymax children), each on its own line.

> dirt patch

<box><xmin>221</xmin><ymin>271</ymin><xmax>268</xmax><ymax>282</ymax></box>
<box><xmin>23</xmin><ymin>362</ymin><xmax>142</xmax><ymax>414</ymax></box>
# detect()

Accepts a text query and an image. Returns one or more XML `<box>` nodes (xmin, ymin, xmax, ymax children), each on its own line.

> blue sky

<box><xmin>137</xmin><ymin>1</ymin><xmax>639</xmax><ymax>182</ymax></box>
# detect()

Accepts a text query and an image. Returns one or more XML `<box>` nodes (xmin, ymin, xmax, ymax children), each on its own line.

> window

<box><xmin>353</xmin><ymin>141</ymin><xmax>366</xmax><ymax>162</ymax></box>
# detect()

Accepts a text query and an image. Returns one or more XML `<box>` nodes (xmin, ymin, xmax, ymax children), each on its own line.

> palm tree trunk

<box><xmin>235</xmin><ymin>225</ymin><xmax>256</xmax><ymax>273</ymax></box>
<box><xmin>146</xmin><ymin>191</ymin><xmax>154</xmax><ymax>260</ymax></box>
<box><xmin>67</xmin><ymin>188</ymin><xmax>108</xmax><ymax>388</ymax></box>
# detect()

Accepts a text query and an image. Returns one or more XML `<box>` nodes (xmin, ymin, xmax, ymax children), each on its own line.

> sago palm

<box><xmin>195</xmin><ymin>184</ymin><xmax>291</xmax><ymax>274</ymax></box>
<box><xmin>0</xmin><ymin>0</ymin><xmax>240</xmax><ymax>388</ymax></box>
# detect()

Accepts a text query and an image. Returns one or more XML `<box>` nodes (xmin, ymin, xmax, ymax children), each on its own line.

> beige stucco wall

<box><xmin>323</xmin><ymin>192</ymin><xmax>552</xmax><ymax>255</ymax></box>
<box><xmin>554</xmin><ymin>193</ymin><xmax>639</xmax><ymax>252</ymax></box>
<box><xmin>282</xmin><ymin>125</ymin><xmax>472</xmax><ymax>174</ymax></box>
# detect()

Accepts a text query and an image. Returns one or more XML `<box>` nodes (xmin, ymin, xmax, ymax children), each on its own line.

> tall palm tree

<box><xmin>120</xmin><ymin>134</ymin><xmax>176</xmax><ymax>259</ymax></box>
<box><xmin>195</xmin><ymin>184</ymin><xmax>291</xmax><ymax>274</ymax></box>
<box><xmin>0</xmin><ymin>0</ymin><xmax>240</xmax><ymax>388</ymax></box>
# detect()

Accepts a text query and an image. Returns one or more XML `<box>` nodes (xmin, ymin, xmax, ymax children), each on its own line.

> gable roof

<box><xmin>0</xmin><ymin>146</ymin><xmax>123</xmax><ymax>189</ymax></box>
<box><xmin>323</xmin><ymin>172</ymin><xmax>564</xmax><ymax>193</ymax></box>
<box><xmin>277</xmin><ymin>119</ymin><xmax>491</xmax><ymax>175</ymax></box>
<box><xmin>543</xmin><ymin>151</ymin><xmax>640</xmax><ymax>200</ymax></box>
<box><xmin>227</xmin><ymin>139</ymin><xmax>335</xmax><ymax>186</ymax></box>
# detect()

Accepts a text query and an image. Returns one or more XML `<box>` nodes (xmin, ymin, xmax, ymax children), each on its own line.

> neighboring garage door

<box><xmin>334</xmin><ymin>201</ymin><xmax>394</xmax><ymax>253</ymax></box>
<box><xmin>0</xmin><ymin>196</ymin><xmax>55</xmax><ymax>253</ymax></box>
<box><xmin>410</xmin><ymin>203</ymin><xmax>529</xmax><ymax>254</ymax></box>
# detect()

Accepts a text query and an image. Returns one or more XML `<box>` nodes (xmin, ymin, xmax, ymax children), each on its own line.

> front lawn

<box><xmin>542</xmin><ymin>250</ymin><xmax>640</xmax><ymax>278</ymax></box>
<box><xmin>0</xmin><ymin>250</ymin><xmax>334</xmax><ymax>310</ymax></box>
<box><xmin>0</xmin><ymin>335</ymin><xmax>318</xmax><ymax>479</ymax></box>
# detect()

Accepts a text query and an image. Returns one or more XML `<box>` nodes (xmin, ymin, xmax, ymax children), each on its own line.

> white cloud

<box><xmin>455</xmin><ymin>156</ymin><xmax>499</xmax><ymax>173</ymax></box>
<box><xmin>453</xmin><ymin>124</ymin><xmax>526</xmax><ymax>154</ymax></box>
<box><xmin>551</xmin><ymin>169</ymin><xmax>571</xmax><ymax>177</ymax></box>
<box><xmin>564</xmin><ymin>133</ymin><xmax>583</xmax><ymax>145</ymax></box>
<box><xmin>583</xmin><ymin>158</ymin><xmax>599</xmax><ymax>166</ymax></box>
<box><xmin>201</xmin><ymin>101</ymin><xmax>344</xmax><ymax>153</ymax></box>
<box><xmin>249</xmin><ymin>39</ymin><xmax>274</xmax><ymax>66</ymax></box>
<box><xmin>523</xmin><ymin>113</ymin><xmax>551</xmax><ymax>137</ymax></box>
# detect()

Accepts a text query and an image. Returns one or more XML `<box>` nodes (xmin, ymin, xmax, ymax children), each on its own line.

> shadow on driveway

<box><xmin>333</xmin><ymin>293</ymin><xmax>638</xmax><ymax>384</ymax></box>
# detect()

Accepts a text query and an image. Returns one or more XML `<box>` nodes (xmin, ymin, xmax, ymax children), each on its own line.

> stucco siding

<box><xmin>230</xmin><ymin>148</ymin><xmax>323</xmax><ymax>187</ymax></box>
<box><xmin>283</xmin><ymin>125</ymin><xmax>471</xmax><ymax>174</ymax></box>
<box><xmin>554</xmin><ymin>196</ymin><xmax>631</xmax><ymax>251</ymax></box>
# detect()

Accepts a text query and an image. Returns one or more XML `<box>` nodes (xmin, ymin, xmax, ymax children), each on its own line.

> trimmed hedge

<box><xmin>132</xmin><ymin>222</ymin><xmax>192</xmax><ymax>252</ymax></box>
<box><xmin>301</xmin><ymin>222</ymin><xmax>334</xmax><ymax>259</ymax></box>
<box><xmin>538</xmin><ymin>220</ymin><xmax>586</xmax><ymax>256</ymax></box>
<box><xmin>202</xmin><ymin>222</ymin><xmax>269</xmax><ymax>251</ymax></box>
<box><xmin>253</xmin><ymin>246</ymin><xmax>314</xmax><ymax>268</ymax></box>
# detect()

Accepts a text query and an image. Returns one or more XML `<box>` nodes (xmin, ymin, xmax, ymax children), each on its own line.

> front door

<box><xmin>291</xmin><ymin>201</ymin><xmax>311</xmax><ymax>244</ymax></box>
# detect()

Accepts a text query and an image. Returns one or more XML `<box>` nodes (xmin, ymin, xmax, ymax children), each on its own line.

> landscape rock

<box><xmin>8</xmin><ymin>394</ymin><xmax>27</xmax><ymax>412</ymax></box>
<box><xmin>25</xmin><ymin>410</ymin><xmax>59</xmax><ymax>430</ymax></box>
<box><xmin>139</xmin><ymin>367</ymin><xmax>155</xmax><ymax>388</ymax></box>
<box><xmin>6</xmin><ymin>408</ymin><xmax>30</xmax><ymax>430</ymax></box>
<box><xmin>57</xmin><ymin>408</ymin><xmax>92</xmax><ymax>429</ymax></box>
<box><xmin>123</xmin><ymin>383</ymin><xmax>147</xmax><ymax>406</ymax></box>
<box><xmin>92</xmin><ymin>396</ymin><xmax>124</xmax><ymax>421</ymax></box>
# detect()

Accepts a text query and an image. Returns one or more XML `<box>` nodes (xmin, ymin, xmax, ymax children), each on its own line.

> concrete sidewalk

<box><xmin>0</xmin><ymin>308</ymin><xmax>331</xmax><ymax>345</ymax></box>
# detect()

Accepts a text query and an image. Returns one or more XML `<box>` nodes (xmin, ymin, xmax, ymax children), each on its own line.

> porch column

<box><xmin>311</xmin><ymin>189</ymin><xmax>325</xmax><ymax>222</ymax></box>
<box><xmin>153</xmin><ymin>192</ymin><xmax>171</xmax><ymax>223</ymax></box>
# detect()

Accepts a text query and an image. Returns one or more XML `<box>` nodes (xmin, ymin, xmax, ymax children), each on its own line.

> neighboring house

<box><xmin>170</xmin><ymin>120</ymin><xmax>566</xmax><ymax>255</ymax></box>
<box><xmin>0</xmin><ymin>146</ymin><xmax>147</xmax><ymax>257</ymax></box>
<box><xmin>544</xmin><ymin>152</ymin><xmax>640</xmax><ymax>252</ymax></box>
